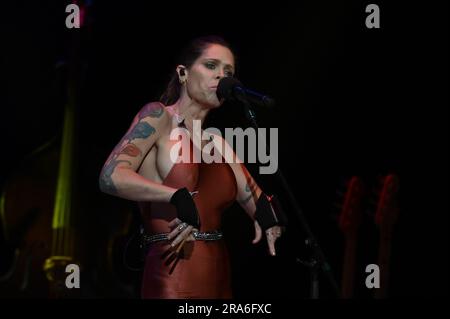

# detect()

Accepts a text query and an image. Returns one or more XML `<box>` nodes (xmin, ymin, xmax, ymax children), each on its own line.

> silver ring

<box><xmin>178</xmin><ymin>222</ymin><xmax>187</xmax><ymax>231</ymax></box>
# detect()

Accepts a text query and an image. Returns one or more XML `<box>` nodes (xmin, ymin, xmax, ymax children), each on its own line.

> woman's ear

<box><xmin>177</xmin><ymin>65</ymin><xmax>187</xmax><ymax>80</ymax></box>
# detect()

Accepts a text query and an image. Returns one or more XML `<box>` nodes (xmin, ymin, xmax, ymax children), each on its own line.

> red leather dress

<box><xmin>139</xmin><ymin>155</ymin><xmax>237</xmax><ymax>298</ymax></box>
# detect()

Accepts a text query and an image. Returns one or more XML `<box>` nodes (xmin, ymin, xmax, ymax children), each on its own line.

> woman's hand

<box><xmin>252</xmin><ymin>221</ymin><xmax>283</xmax><ymax>256</ymax></box>
<box><xmin>162</xmin><ymin>218</ymin><xmax>198</xmax><ymax>273</ymax></box>
<box><xmin>167</xmin><ymin>218</ymin><xmax>197</xmax><ymax>250</ymax></box>
<box><xmin>167</xmin><ymin>189</ymin><xmax>200</xmax><ymax>251</ymax></box>
<box><xmin>169</xmin><ymin>188</ymin><xmax>201</xmax><ymax>229</ymax></box>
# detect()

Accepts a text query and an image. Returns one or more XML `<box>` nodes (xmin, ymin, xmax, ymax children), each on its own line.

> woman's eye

<box><xmin>225</xmin><ymin>71</ymin><xmax>234</xmax><ymax>77</ymax></box>
<box><xmin>205</xmin><ymin>62</ymin><xmax>216</xmax><ymax>69</ymax></box>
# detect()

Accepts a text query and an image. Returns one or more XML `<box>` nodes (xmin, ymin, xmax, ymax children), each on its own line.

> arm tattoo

<box><xmin>239</xmin><ymin>176</ymin><xmax>258</xmax><ymax>205</ymax></box>
<box><xmin>100</xmin><ymin>116</ymin><xmax>156</xmax><ymax>195</ymax></box>
<box><xmin>99</xmin><ymin>159</ymin><xmax>132</xmax><ymax>195</ymax></box>
<box><xmin>246</xmin><ymin>176</ymin><xmax>258</xmax><ymax>193</ymax></box>
<box><xmin>124</xmin><ymin>122</ymin><xmax>155</xmax><ymax>141</ymax></box>
<box><xmin>138</xmin><ymin>102</ymin><xmax>164</xmax><ymax>120</ymax></box>
<box><xmin>105</xmin><ymin>122</ymin><xmax>154</xmax><ymax>166</ymax></box>
<box><xmin>119</xmin><ymin>143</ymin><xmax>142</xmax><ymax>157</ymax></box>
<box><xmin>239</xmin><ymin>193</ymin><xmax>253</xmax><ymax>205</ymax></box>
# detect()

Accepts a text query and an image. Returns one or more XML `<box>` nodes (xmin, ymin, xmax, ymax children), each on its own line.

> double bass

<box><xmin>0</xmin><ymin>1</ymin><xmax>90</xmax><ymax>298</ymax></box>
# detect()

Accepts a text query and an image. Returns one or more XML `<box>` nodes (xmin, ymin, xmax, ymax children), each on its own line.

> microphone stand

<box><xmin>237</xmin><ymin>94</ymin><xmax>341</xmax><ymax>299</ymax></box>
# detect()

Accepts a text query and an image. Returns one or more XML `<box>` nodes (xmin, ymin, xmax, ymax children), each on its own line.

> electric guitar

<box><xmin>374</xmin><ymin>174</ymin><xmax>400</xmax><ymax>298</ymax></box>
<box><xmin>337</xmin><ymin>176</ymin><xmax>365</xmax><ymax>298</ymax></box>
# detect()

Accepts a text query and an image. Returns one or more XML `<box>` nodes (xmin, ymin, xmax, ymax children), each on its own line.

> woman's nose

<box><xmin>216</xmin><ymin>69</ymin><xmax>225</xmax><ymax>79</ymax></box>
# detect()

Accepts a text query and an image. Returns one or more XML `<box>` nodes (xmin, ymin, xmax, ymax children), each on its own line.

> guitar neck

<box><xmin>375</xmin><ymin>230</ymin><xmax>393</xmax><ymax>298</ymax></box>
<box><xmin>341</xmin><ymin>233</ymin><xmax>358</xmax><ymax>298</ymax></box>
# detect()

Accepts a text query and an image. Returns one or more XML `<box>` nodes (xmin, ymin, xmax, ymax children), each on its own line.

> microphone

<box><xmin>216</xmin><ymin>77</ymin><xmax>275</xmax><ymax>108</ymax></box>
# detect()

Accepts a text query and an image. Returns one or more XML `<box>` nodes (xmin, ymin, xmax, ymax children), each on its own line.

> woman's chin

<box><xmin>214</xmin><ymin>95</ymin><xmax>227</xmax><ymax>107</ymax></box>
<box><xmin>205</xmin><ymin>98</ymin><xmax>222</xmax><ymax>109</ymax></box>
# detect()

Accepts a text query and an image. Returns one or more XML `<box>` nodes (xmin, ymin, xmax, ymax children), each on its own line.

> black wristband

<box><xmin>254</xmin><ymin>193</ymin><xmax>279</xmax><ymax>231</ymax></box>
<box><xmin>268</xmin><ymin>195</ymin><xmax>288</xmax><ymax>227</ymax></box>
<box><xmin>170</xmin><ymin>187</ymin><xmax>201</xmax><ymax>229</ymax></box>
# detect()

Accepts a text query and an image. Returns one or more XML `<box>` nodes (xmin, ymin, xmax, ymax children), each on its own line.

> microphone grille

<box><xmin>216</xmin><ymin>77</ymin><xmax>241</xmax><ymax>101</ymax></box>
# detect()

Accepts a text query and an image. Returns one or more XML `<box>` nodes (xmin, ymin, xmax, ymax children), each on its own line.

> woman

<box><xmin>99</xmin><ymin>36</ymin><xmax>285</xmax><ymax>298</ymax></box>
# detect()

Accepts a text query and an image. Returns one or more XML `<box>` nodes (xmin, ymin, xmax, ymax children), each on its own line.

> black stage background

<box><xmin>0</xmin><ymin>0</ymin><xmax>448</xmax><ymax>298</ymax></box>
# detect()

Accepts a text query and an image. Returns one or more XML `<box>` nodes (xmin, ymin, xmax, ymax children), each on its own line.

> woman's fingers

<box><xmin>167</xmin><ymin>222</ymin><xmax>188</xmax><ymax>240</ymax></box>
<box><xmin>265</xmin><ymin>226</ymin><xmax>282</xmax><ymax>256</ymax></box>
<box><xmin>165</xmin><ymin>222</ymin><xmax>197</xmax><ymax>265</ymax></box>
<box><xmin>170</xmin><ymin>225</ymin><xmax>193</xmax><ymax>248</ymax></box>
<box><xmin>266</xmin><ymin>234</ymin><xmax>276</xmax><ymax>256</ymax></box>
<box><xmin>252</xmin><ymin>220</ymin><xmax>262</xmax><ymax>244</ymax></box>
<box><xmin>185</xmin><ymin>228</ymin><xmax>198</xmax><ymax>242</ymax></box>
<box><xmin>168</xmin><ymin>218</ymin><xmax>182</xmax><ymax>228</ymax></box>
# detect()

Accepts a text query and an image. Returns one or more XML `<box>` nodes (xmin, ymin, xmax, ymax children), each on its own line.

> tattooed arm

<box><xmin>206</xmin><ymin>133</ymin><xmax>283</xmax><ymax>256</ymax></box>
<box><xmin>209</xmin><ymin>133</ymin><xmax>262</xmax><ymax>218</ymax></box>
<box><xmin>234</xmin><ymin>163</ymin><xmax>263</xmax><ymax>219</ymax></box>
<box><xmin>99</xmin><ymin>102</ymin><xmax>176</xmax><ymax>202</ymax></box>
<box><xmin>213</xmin><ymin>134</ymin><xmax>283</xmax><ymax>255</ymax></box>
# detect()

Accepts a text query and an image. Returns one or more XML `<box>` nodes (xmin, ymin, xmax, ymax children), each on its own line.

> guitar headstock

<box><xmin>338</xmin><ymin>176</ymin><xmax>365</xmax><ymax>236</ymax></box>
<box><xmin>375</xmin><ymin>174</ymin><xmax>400</xmax><ymax>231</ymax></box>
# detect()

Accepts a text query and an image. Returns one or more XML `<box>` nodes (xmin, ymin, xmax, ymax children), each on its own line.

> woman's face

<box><xmin>184</xmin><ymin>44</ymin><xmax>235</xmax><ymax>108</ymax></box>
